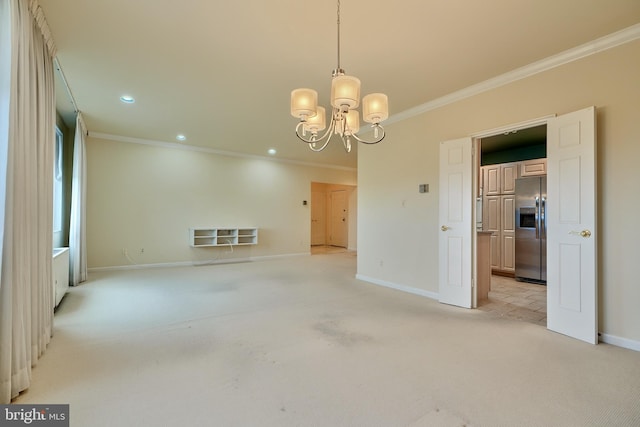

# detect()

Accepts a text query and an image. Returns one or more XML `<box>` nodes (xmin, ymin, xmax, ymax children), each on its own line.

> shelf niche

<box><xmin>190</xmin><ymin>228</ymin><xmax>258</xmax><ymax>247</ymax></box>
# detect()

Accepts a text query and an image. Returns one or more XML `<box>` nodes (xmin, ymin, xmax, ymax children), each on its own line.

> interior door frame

<box><xmin>471</xmin><ymin>115</ymin><xmax>553</xmax><ymax>303</ymax></box>
<box><xmin>470</xmin><ymin>111</ymin><xmax>597</xmax><ymax>344</ymax></box>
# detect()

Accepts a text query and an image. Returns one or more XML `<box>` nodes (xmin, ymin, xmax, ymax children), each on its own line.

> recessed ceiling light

<box><xmin>268</xmin><ymin>148</ymin><xmax>277</xmax><ymax>155</ymax></box>
<box><xmin>176</xmin><ymin>134</ymin><xmax>186</xmax><ymax>141</ymax></box>
<box><xmin>120</xmin><ymin>95</ymin><xmax>135</xmax><ymax>104</ymax></box>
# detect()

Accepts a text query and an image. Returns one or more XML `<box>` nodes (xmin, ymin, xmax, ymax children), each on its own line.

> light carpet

<box><xmin>13</xmin><ymin>252</ymin><xmax>640</xmax><ymax>426</ymax></box>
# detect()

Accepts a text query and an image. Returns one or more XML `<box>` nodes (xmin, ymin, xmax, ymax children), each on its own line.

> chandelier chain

<box><xmin>337</xmin><ymin>0</ymin><xmax>341</xmax><ymax>69</ymax></box>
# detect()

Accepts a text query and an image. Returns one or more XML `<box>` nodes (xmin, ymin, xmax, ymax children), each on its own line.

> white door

<box><xmin>546</xmin><ymin>106</ymin><xmax>597</xmax><ymax>344</ymax></box>
<box><xmin>439</xmin><ymin>137</ymin><xmax>473</xmax><ymax>308</ymax></box>
<box><xmin>329</xmin><ymin>190</ymin><xmax>347</xmax><ymax>247</ymax></box>
<box><xmin>311</xmin><ymin>190</ymin><xmax>326</xmax><ymax>245</ymax></box>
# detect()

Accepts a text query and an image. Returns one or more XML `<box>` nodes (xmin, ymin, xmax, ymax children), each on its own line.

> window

<box><xmin>53</xmin><ymin>127</ymin><xmax>63</xmax><ymax>234</ymax></box>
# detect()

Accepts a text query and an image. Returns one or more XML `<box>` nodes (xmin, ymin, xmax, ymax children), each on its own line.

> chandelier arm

<box><xmin>349</xmin><ymin>125</ymin><xmax>386</xmax><ymax>144</ymax></box>
<box><xmin>308</xmin><ymin>138</ymin><xmax>332</xmax><ymax>152</ymax></box>
<box><xmin>294</xmin><ymin>120</ymin><xmax>334</xmax><ymax>144</ymax></box>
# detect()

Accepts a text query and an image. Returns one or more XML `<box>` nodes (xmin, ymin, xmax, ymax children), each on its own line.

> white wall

<box><xmin>86</xmin><ymin>137</ymin><xmax>356</xmax><ymax>268</ymax></box>
<box><xmin>357</xmin><ymin>40</ymin><xmax>640</xmax><ymax>343</ymax></box>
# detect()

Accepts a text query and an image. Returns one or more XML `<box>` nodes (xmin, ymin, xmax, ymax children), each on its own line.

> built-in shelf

<box><xmin>190</xmin><ymin>227</ymin><xmax>258</xmax><ymax>247</ymax></box>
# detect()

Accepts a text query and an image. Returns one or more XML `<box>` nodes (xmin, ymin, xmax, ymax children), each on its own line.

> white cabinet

<box><xmin>53</xmin><ymin>247</ymin><xmax>69</xmax><ymax>308</ymax></box>
<box><xmin>190</xmin><ymin>228</ymin><xmax>258</xmax><ymax>247</ymax></box>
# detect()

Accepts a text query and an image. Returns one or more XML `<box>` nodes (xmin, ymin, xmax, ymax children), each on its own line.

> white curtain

<box><xmin>69</xmin><ymin>113</ymin><xmax>87</xmax><ymax>285</ymax></box>
<box><xmin>0</xmin><ymin>0</ymin><xmax>57</xmax><ymax>404</ymax></box>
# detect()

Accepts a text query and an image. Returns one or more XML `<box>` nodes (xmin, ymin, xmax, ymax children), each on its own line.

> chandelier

<box><xmin>290</xmin><ymin>0</ymin><xmax>389</xmax><ymax>153</ymax></box>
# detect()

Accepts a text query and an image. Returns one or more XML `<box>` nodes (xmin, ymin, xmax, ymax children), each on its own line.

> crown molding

<box><xmin>385</xmin><ymin>23</ymin><xmax>640</xmax><ymax>126</ymax></box>
<box><xmin>88</xmin><ymin>132</ymin><xmax>357</xmax><ymax>172</ymax></box>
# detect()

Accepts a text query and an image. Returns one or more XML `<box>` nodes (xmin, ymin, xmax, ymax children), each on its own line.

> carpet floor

<box><xmin>13</xmin><ymin>252</ymin><xmax>640</xmax><ymax>426</ymax></box>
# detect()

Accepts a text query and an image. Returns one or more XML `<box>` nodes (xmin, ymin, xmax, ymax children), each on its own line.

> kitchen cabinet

<box><xmin>481</xmin><ymin>160</ymin><xmax>537</xmax><ymax>275</ymax></box>
<box><xmin>477</xmin><ymin>232</ymin><xmax>493</xmax><ymax>300</ymax></box>
<box><xmin>482</xmin><ymin>194</ymin><xmax>515</xmax><ymax>274</ymax></box>
<box><xmin>500</xmin><ymin>195</ymin><xmax>515</xmax><ymax>272</ymax></box>
<box><xmin>520</xmin><ymin>158</ymin><xmax>547</xmax><ymax>177</ymax></box>
<box><xmin>483</xmin><ymin>163</ymin><xmax>517</xmax><ymax>196</ymax></box>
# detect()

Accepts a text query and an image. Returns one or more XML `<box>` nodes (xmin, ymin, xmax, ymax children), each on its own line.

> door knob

<box><xmin>441</xmin><ymin>225</ymin><xmax>450</xmax><ymax>232</ymax></box>
<box><xmin>569</xmin><ymin>229</ymin><xmax>592</xmax><ymax>238</ymax></box>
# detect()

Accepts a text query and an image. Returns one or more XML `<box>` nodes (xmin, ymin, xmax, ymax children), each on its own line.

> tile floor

<box><xmin>477</xmin><ymin>275</ymin><xmax>547</xmax><ymax>326</ymax></box>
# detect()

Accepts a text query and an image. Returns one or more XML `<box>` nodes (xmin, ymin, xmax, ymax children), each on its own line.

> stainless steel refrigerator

<box><xmin>515</xmin><ymin>176</ymin><xmax>547</xmax><ymax>283</ymax></box>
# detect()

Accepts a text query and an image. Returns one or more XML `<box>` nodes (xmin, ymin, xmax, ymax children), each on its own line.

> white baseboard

<box><xmin>88</xmin><ymin>252</ymin><xmax>310</xmax><ymax>273</ymax></box>
<box><xmin>355</xmin><ymin>274</ymin><xmax>439</xmax><ymax>301</ymax></box>
<box><xmin>599</xmin><ymin>333</ymin><xmax>640</xmax><ymax>352</ymax></box>
<box><xmin>356</xmin><ymin>274</ymin><xmax>640</xmax><ymax>353</ymax></box>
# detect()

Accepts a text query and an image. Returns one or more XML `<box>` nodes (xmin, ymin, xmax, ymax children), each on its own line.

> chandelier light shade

<box><xmin>344</xmin><ymin>110</ymin><xmax>360</xmax><ymax>134</ymax></box>
<box><xmin>304</xmin><ymin>106</ymin><xmax>326</xmax><ymax>134</ymax></box>
<box><xmin>331</xmin><ymin>75</ymin><xmax>361</xmax><ymax>110</ymax></box>
<box><xmin>362</xmin><ymin>93</ymin><xmax>389</xmax><ymax>123</ymax></box>
<box><xmin>290</xmin><ymin>88</ymin><xmax>318</xmax><ymax>119</ymax></box>
<box><xmin>290</xmin><ymin>0</ymin><xmax>388</xmax><ymax>153</ymax></box>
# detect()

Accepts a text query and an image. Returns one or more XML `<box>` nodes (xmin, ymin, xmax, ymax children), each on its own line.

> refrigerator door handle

<box><xmin>535</xmin><ymin>196</ymin><xmax>540</xmax><ymax>239</ymax></box>
<box><xmin>541</xmin><ymin>196</ymin><xmax>546</xmax><ymax>239</ymax></box>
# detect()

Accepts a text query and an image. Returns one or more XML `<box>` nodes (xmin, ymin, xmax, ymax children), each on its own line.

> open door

<box><xmin>546</xmin><ymin>106</ymin><xmax>597</xmax><ymax>344</ymax></box>
<box><xmin>439</xmin><ymin>137</ymin><xmax>473</xmax><ymax>308</ymax></box>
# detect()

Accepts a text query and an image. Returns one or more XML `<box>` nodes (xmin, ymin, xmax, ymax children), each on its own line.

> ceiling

<box><xmin>40</xmin><ymin>0</ymin><xmax>640</xmax><ymax>169</ymax></box>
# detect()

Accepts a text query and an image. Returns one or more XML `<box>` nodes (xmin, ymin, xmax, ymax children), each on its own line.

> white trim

<box><xmin>384</xmin><ymin>23</ymin><xmax>640</xmax><ymax>127</ymax></box>
<box><xmin>88</xmin><ymin>252</ymin><xmax>310</xmax><ymax>273</ymax></box>
<box><xmin>89</xmin><ymin>132</ymin><xmax>357</xmax><ymax>172</ymax></box>
<box><xmin>355</xmin><ymin>274</ymin><xmax>439</xmax><ymax>300</ymax></box>
<box><xmin>599</xmin><ymin>333</ymin><xmax>640</xmax><ymax>352</ymax></box>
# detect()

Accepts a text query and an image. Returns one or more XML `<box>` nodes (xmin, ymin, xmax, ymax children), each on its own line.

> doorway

<box><xmin>477</xmin><ymin>124</ymin><xmax>548</xmax><ymax>326</ymax></box>
<box><xmin>310</xmin><ymin>182</ymin><xmax>356</xmax><ymax>253</ymax></box>
<box><xmin>440</xmin><ymin>107</ymin><xmax>597</xmax><ymax>343</ymax></box>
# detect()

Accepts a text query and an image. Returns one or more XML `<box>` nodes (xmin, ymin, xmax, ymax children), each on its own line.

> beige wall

<box><xmin>86</xmin><ymin>137</ymin><xmax>356</xmax><ymax>268</ymax></box>
<box><xmin>358</xmin><ymin>40</ymin><xmax>640</xmax><ymax>343</ymax></box>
